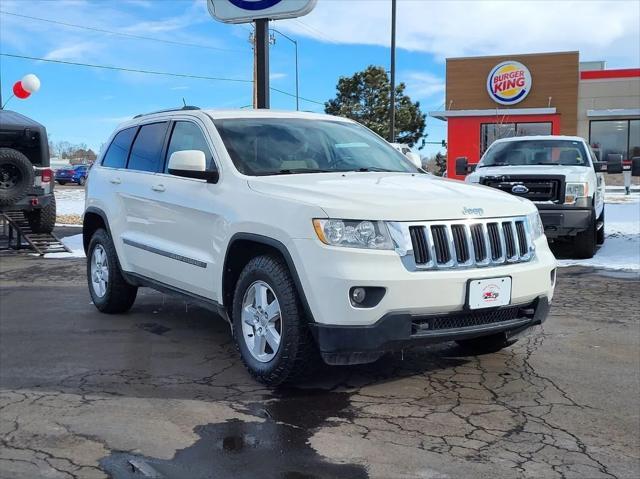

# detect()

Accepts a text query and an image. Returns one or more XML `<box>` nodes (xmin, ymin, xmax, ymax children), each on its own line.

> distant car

<box><xmin>55</xmin><ymin>164</ymin><xmax>89</xmax><ymax>186</ymax></box>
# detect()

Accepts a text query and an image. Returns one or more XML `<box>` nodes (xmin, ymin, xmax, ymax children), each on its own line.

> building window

<box><xmin>589</xmin><ymin>119</ymin><xmax>640</xmax><ymax>161</ymax></box>
<box><xmin>480</xmin><ymin>122</ymin><xmax>552</xmax><ymax>154</ymax></box>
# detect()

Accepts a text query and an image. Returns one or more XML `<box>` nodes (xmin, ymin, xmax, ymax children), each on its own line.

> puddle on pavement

<box><xmin>100</xmin><ymin>389</ymin><xmax>368</xmax><ymax>479</ymax></box>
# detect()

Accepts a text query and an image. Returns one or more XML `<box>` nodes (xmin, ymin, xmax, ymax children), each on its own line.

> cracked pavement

<box><xmin>0</xmin><ymin>247</ymin><xmax>638</xmax><ymax>478</ymax></box>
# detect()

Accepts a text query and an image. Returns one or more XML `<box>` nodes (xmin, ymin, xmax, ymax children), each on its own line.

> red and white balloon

<box><xmin>12</xmin><ymin>74</ymin><xmax>41</xmax><ymax>100</ymax></box>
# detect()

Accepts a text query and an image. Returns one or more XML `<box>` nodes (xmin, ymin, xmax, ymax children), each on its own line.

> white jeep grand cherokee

<box><xmin>83</xmin><ymin>108</ymin><xmax>557</xmax><ymax>385</ymax></box>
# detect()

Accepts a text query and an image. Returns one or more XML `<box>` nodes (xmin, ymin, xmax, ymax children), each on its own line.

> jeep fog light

<box><xmin>351</xmin><ymin>287</ymin><xmax>366</xmax><ymax>304</ymax></box>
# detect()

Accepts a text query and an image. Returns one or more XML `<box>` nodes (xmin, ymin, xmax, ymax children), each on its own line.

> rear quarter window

<box><xmin>128</xmin><ymin>122</ymin><xmax>169</xmax><ymax>173</ymax></box>
<box><xmin>102</xmin><ymin>127</ymin><xmax>136</xmax><ymax>168</ymax></box>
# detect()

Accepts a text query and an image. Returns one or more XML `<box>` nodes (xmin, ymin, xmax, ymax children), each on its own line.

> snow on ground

<box><xmin>557</xmin><ymin>193</ymin><xmax>640</xmax><ymax>271</ymax></box>
<box><xmin>55</xmin><ymin>188</ymin><xmax>85</xmax><ymax>216</ymax></box>
<box><xmin>44</xmin><ymin>234</ymin><xmax>85</xmax><ymax>259</ymax></box>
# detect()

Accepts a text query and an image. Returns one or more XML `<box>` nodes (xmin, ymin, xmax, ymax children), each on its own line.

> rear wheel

<box><xmin>78</xmin><ymin>176</ymin><xmax>86</xmax><ymax>186</ymax></box>
<box><xmin>456</xmin><ymin>332</ymin><xmax>515</xmax><ymax>354</ymax></box>
<box><xmin>572</xmin><ymin>210</ymin><xmax>597</xmax><ymax>259</ymax></box>
<box><xmin>232</xmin><ymin>254</ymin><xmax>318</xmax><ymax>386</ymax></box>
<box><xmin>24</xmin><ymin>197</ymin><xmax>56</xmax><ymax>234</ymax></box>
<box><xmin>87</xmin><ymin>229</ymin><xmax>137</xmax><ymax>314</ymax></box>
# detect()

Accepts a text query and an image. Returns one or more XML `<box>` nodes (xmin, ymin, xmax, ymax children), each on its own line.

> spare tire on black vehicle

<box><xmin>0</xmin><ymin>147</ymin><xmax>34</xmax><ymax>207</ymax></box>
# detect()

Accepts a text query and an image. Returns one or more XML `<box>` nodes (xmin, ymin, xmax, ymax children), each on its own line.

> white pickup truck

<box><xmin>463</xmin><ymin>136</ymin><xmax>606</xmax><ymax>259</ymax></box>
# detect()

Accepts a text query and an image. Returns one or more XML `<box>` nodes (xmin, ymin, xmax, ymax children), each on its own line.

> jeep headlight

<box><xmin>313</xmin><ymin>219</ymin><xmax>393</xmax><ymax>250</ymax></box>
<box><xmin>527</xmin><ymin>211</ymin><xmax>545</xmax><ymax>240</ymax></box>
<box><xmin>565</xmin><ymin>182</ymin><xmax>588</xmax><ymax>205</ymax></box>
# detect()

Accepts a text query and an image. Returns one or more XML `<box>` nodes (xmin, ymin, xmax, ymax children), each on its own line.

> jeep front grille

<box><xmin>392</xmin><ymin>217</ymin><xmax>534</xmax><ymax>270</ymax></box>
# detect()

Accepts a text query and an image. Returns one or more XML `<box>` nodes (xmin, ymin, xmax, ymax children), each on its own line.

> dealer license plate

<box><xmin>467</xmin><ymin>277</ymin><xmax>512</xmax><ymax>310</ymax></box>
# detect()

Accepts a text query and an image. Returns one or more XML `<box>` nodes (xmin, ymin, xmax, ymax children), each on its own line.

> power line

<box><xmin>1</xmin><ymin>53</ymin><xmax>326</xmax><ymax>106</ymax></box>
<box><xmin>0</xmin><ymin>10</ymin><xmax>249</xmax><ymax>53</ymax></box>
<box><xmin>0</xmin><ymin>53</ymin><xmax>252</xmax><ymax>84</ymax></box>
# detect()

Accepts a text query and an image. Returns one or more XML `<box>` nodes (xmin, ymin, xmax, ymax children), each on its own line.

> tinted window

<box><xmin>213</xmin><ymin>118</ymin><xmax>417</xmax><ymax>176</ymax></box>
<box><xmin>128</xmin><ymin>122</ymin><xmax>168</xmax><ymax>172</ymax></box>
<box><xmin>590</xmin><ymin>119</ymin><xmax>640</xmax><ymax>161</ymax></box>
<box><xmin>165</xmin><ymin>122</ymin><xmax>213</xmax><ymax>172</ymax></box>
<box><xmin>102</xmin><ymin>127</ymin><xmax>136</xmax><ymax>168</ymax></box>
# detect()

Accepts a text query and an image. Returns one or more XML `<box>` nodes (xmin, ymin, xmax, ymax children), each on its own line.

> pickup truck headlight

<box><xmin>527</xmin><ymin>211</ymin><xmax>545</xmax><ymax>240</ymax></box>
<box><xmin>313</xmin><ymin>219</ymin><xmax>393</xmax><ymax>250</ymax></box>
<box><xmin>565</xmin><ymin>182</ymin><xmax>588</xmax><ymax>205</ymax></box>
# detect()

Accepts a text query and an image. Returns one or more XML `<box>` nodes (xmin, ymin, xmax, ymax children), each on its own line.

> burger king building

<box><xmin>429</xmin><ymin>51</ymin><xmax>640</xmax><ymax>179</ymax></box>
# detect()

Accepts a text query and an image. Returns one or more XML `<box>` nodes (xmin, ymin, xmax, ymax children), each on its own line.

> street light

<box><xmin>389</xmin><ymin>0</ymin><xmax>397</xmax><ymax>142</ymax></box>
<box><xmin>270</xmin><ymin>28</ymin><xmax>300</xmax><ymax>111</ymax></box>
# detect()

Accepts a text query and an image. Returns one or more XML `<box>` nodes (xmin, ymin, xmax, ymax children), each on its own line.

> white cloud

<box><xmin>277</xmin><ymin>0</ymin><xmax>640</xmax><ymax>66</ymax></box>
<box><xmin>403</xmin><ymin>71</ymin><xmax>445</xmax><ymax>102</ymax></box>
<box><xmin>270</xmin><ymin>72</ymin><xmax>288</xmax><ymax>80</ymax></box>
<box><xmin>44</xmin><ymin>43</ymin><xmax>99</xmax><ymax>61</ymax></box>
<box><xmin>170</xmin><ymin>86</ymin><xmax>190</xmax><ymax>90</ymax></box>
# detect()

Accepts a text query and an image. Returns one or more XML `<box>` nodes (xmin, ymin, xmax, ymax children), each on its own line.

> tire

<box><xmin>456</xmin><ymin>332</ymin><xmax>515</xmax><ymax>354</ymax></box>
<box><xmin>596</xmin><ymin>207</ymin><xmax>605</xmax><ymax>245</ymax></box>
<box><xmin>572</xmin><ymin>210</ymin><xmax>597</xmax><ymax>259</ymax></box>
<box><xmin>232</xmin><ymin>254</ymin><xmax>319</xmax><ymax>386</ymax></box>
<box><xmin>0</xmin><ymin>148</ymin><xmax>34</xmax><ymax>207</ymax></box>
<box><xmin>57</xmin><ymin>181</ymin><xmax>67</xmax><ymax>185</ymax></box>
<box><xmin>78</xmin><ymin>176</ymin><xmax>86</xmax><ymax>186</ymax></box>
<box><xmin>24</xmin><ymin>196</ymin><xmax>56</xmax><ymax>234</ymax></box>
<box><xmin>87</xmin><ymin>229</ymin><xmax>137</xmax><ymax>314</ymax></box>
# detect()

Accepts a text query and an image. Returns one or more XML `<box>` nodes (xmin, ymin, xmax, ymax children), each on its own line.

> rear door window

<box><xmin>128</xmin><ymin>122</ymin><xmax>169</xmax><ymax>173</ymax></box>
<box><xmin>102</xmin><ymin>127</ymin><xmax>136</xmax><ymax>169</ymax></box>
<box><xmin>164</xmin><ymin>121</ymin><xmax>214</xmax><ymax>172</ymax></box>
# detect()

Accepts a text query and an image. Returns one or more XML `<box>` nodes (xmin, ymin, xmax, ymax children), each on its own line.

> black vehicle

<box><xmin>0</xmin><ymin>110</ymin><xmax>56</xmax><ymax>233</ymax></box>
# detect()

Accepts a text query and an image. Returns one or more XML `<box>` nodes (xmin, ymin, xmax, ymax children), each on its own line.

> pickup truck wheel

<box><xmin>456</xmin><ymin>333</ymin><xmax>515</xmax><ymax>354</ymax></box>
<box><xmin>596</xmin><ymin>208</ymin><xmax>605</xmax><ymax>245</ymax></box>
<box><xmin>24</xmin><ymin>196</ymin><xmax>56</xmax><ymax>234</ymax></box>
<box><xmin>572</xmin><ymin>210</ymin><xmax>597</xmax><ymax>259</ymax></box>
<box><xmin>87</xmin><ymin>229</ymin><xmax>137</xmax><ymax>314</ymax></box>
<box><xmin>0</xmin><ymin>148</ymin><xmax>34</xmax><ymax>207</ymax></box>
<box><xmin>232</xmin><ymin>254</ymin><xmax>318</xmax><ymax>386</ymax></box>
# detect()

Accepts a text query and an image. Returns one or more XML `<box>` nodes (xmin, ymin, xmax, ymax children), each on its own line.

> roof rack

<box><xmin>134</xmin><ymin>105</ymin><xmax>200</xmax><ymax>119</ymax></box>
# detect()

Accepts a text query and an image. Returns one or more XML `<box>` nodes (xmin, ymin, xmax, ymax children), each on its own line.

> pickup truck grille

<box><xmin>480</xmin><ymin>175</ymin><xmax>564</xmax><ymax>203</ymax></box>
<box><xmin>400</xmin><ymin>217</ymin><xmax>534</xmax><ymax>270</ymax></box>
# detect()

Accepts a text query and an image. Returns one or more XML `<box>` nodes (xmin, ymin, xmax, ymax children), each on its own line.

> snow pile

<box><xmin>55</xmin><ymin>188</ymin><xmax>85</xmax><ymax>216</ymax></box>
<box><xmin>44</xmin><ymin>234</ymin><xmax>86</xmax><ymax>259</ymax></box>
<box><xmin>557</xmin><ymin>194</ymin><xmax>639</xmax><ymax>271</ymax></box>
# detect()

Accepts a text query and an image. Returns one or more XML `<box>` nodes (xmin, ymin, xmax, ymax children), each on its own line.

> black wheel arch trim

<box><xmin>83</xmin><ymin>206</ymin><xmax>113</xmax><ymax>254</ymax></box>
<box><xmin>223</xmin><ymin>232</ymin><xmax>316</xmax><ymax>323</ymax></box>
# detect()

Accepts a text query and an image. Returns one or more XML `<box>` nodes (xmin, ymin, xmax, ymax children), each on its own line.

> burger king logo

<box><xmin>487</xmin><ymin>61</ymin><xmax>532</xmax><ymax>105</ymax></box>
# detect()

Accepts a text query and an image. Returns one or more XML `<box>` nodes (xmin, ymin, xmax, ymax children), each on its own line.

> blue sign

<box><xmin>228</xmin><ymin>0</ymin><xmax>283</xmax><ymax>10</ymax></box>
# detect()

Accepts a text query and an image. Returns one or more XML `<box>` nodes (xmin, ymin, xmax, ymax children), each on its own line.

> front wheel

<box><xmin>87</xmin><ymin>229</ymin><xmax>137</xmax><ymax>314</ymax></box>
<box><xmin>57</xmin><ymin>181</ymin><xmax>67</xmax><ymax>185</ymax></box>
<box><xmin>596</xmin><ymin>208</ymin><xmax>605</xmax><ymax>245</ymax></box>
<box><xmin>232</xmin><ymin>254</ymin><xmax>318</xmax><ymax>386</ymax></box>
<box><xmin>572</xmin><ymin>210</ymin><xmax>597</xmax><ymax>259</ymax></box>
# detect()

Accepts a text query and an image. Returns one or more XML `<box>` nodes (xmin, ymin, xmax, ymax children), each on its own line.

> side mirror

<box><xmin>592</xmin><ymin>161</ymin><xmax>607</xmax><ymax>173</ymax></box>
<box><xmin>405</xmin><ymin>152</ymin><xmax>422</xmax><ymax>168</ymax></box>
<box><xmin>455</xmin><ymin>156</ymin><xmax>468</xmax><ymax>176</ymax></box>
<box><xmin>606</xmin><ymin>153</ymin><xmax>623</xmax><ymax>174</ymax></box>
<box><xmin>632</xmin><ymin>157</ymin><xmax>640</xmax><ymax>177</ymax></box>
<box><xmin>168</xmin><ymin>150</ymin><xmax>219</xmax><ymax>183</ymax></box>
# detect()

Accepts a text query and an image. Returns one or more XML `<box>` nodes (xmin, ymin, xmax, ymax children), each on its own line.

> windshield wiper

<box><xmin>264</xmin><ymin>168</ymin><xmax>334</xmax><ymax>176</ymax></box>
<box><xmin>532</xmin><ymin>162</ymin><xmax>561</xmax><ymax>165</ymax></box>
<box><xmin>348</xmin><ymin>167</ymin><xmax>396</xmax><ymax>172</ymax></box>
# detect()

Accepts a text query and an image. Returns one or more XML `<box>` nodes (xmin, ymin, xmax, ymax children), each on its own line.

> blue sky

<box><xmin>1</xmin><ymin>0</ymin><xmax>638</xmax><ymax>157</ymax></box>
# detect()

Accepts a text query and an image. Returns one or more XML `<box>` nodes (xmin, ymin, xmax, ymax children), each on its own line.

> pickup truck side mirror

<box><xmin>632</xmin><ymin>157</ymin><xmax>640</xmax><ymax>177</ymax></box>
<box><xmin>168</xmin><ymin>150</ymin><xmax>219</xmax><ymax>183</ymax></box>
<box><xmin>592</xmin><ymin>161</ymin><xmax>607</xmax><ymax>173</ymax></box>
<box><xmin>455</xmin><ymin>157</ymin><xmax>468</xmax><ymax>176</ymax></box>
<box><xmin>606</xmin><ymin>153</ymin><xmax>623</xmax><ymax>174</ymax></box>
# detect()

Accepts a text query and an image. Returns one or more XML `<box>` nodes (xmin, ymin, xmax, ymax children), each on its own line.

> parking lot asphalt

<box><xmin>0</xmin><ymin>244</ymin><xmax>639</xmax><ymax>478</ymax></box>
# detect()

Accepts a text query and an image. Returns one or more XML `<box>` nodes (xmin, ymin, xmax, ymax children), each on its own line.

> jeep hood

<box><xmin>248</xmin><ymin>173</ymin><xmax>534</xmax><ymax>221</ymax></box>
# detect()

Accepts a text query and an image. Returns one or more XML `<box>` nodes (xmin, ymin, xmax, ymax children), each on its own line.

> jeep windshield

<box><xmin>212</xmin><ymin>118</ymin><xmax>418</xmax><ymax>176</ymax></box>
<box><xmin>479</xmin><ymin>139</ymin><xmax>589</xmax><ymax>168</ymax></box>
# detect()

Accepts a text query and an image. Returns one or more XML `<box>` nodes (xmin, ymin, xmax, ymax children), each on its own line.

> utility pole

<box><xmin>389</xmin><ymin>0</ymin><xmax>397</xmax><ymax>142</ymax></box>
<box><xmin>254</xmin><ymin>18</ymin><xmax>270</xmax><ymax>109</ymax></box>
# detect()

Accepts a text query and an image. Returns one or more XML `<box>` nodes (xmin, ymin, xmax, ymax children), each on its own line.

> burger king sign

<box><xmin>487</xmin><ymin>61</ymin><xmax>532</xmax><ymax>105</ymax></box>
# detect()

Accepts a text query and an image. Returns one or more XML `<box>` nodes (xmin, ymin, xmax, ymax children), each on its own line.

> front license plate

<box><xmin>467</xmin><ymin>277</ymin><xmax>512</xmax><ymax>310</ymax></box>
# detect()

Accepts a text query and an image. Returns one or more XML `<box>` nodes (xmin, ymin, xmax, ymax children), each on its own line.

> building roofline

<box><xmin>446</xmin><ymin>51</ymin><xmax>579</xmax><ymax>62</ymax></box>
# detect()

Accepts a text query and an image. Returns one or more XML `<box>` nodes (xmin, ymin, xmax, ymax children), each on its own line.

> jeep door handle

<box><xmin>110</xmin><ymin>177</ymin><xmax>121</xmax><ymax>184</ymax></box>
<box><xmin>151</xmin><ymin>184</ymin><xmax>165</xmax><ymax>192</ymax></box>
